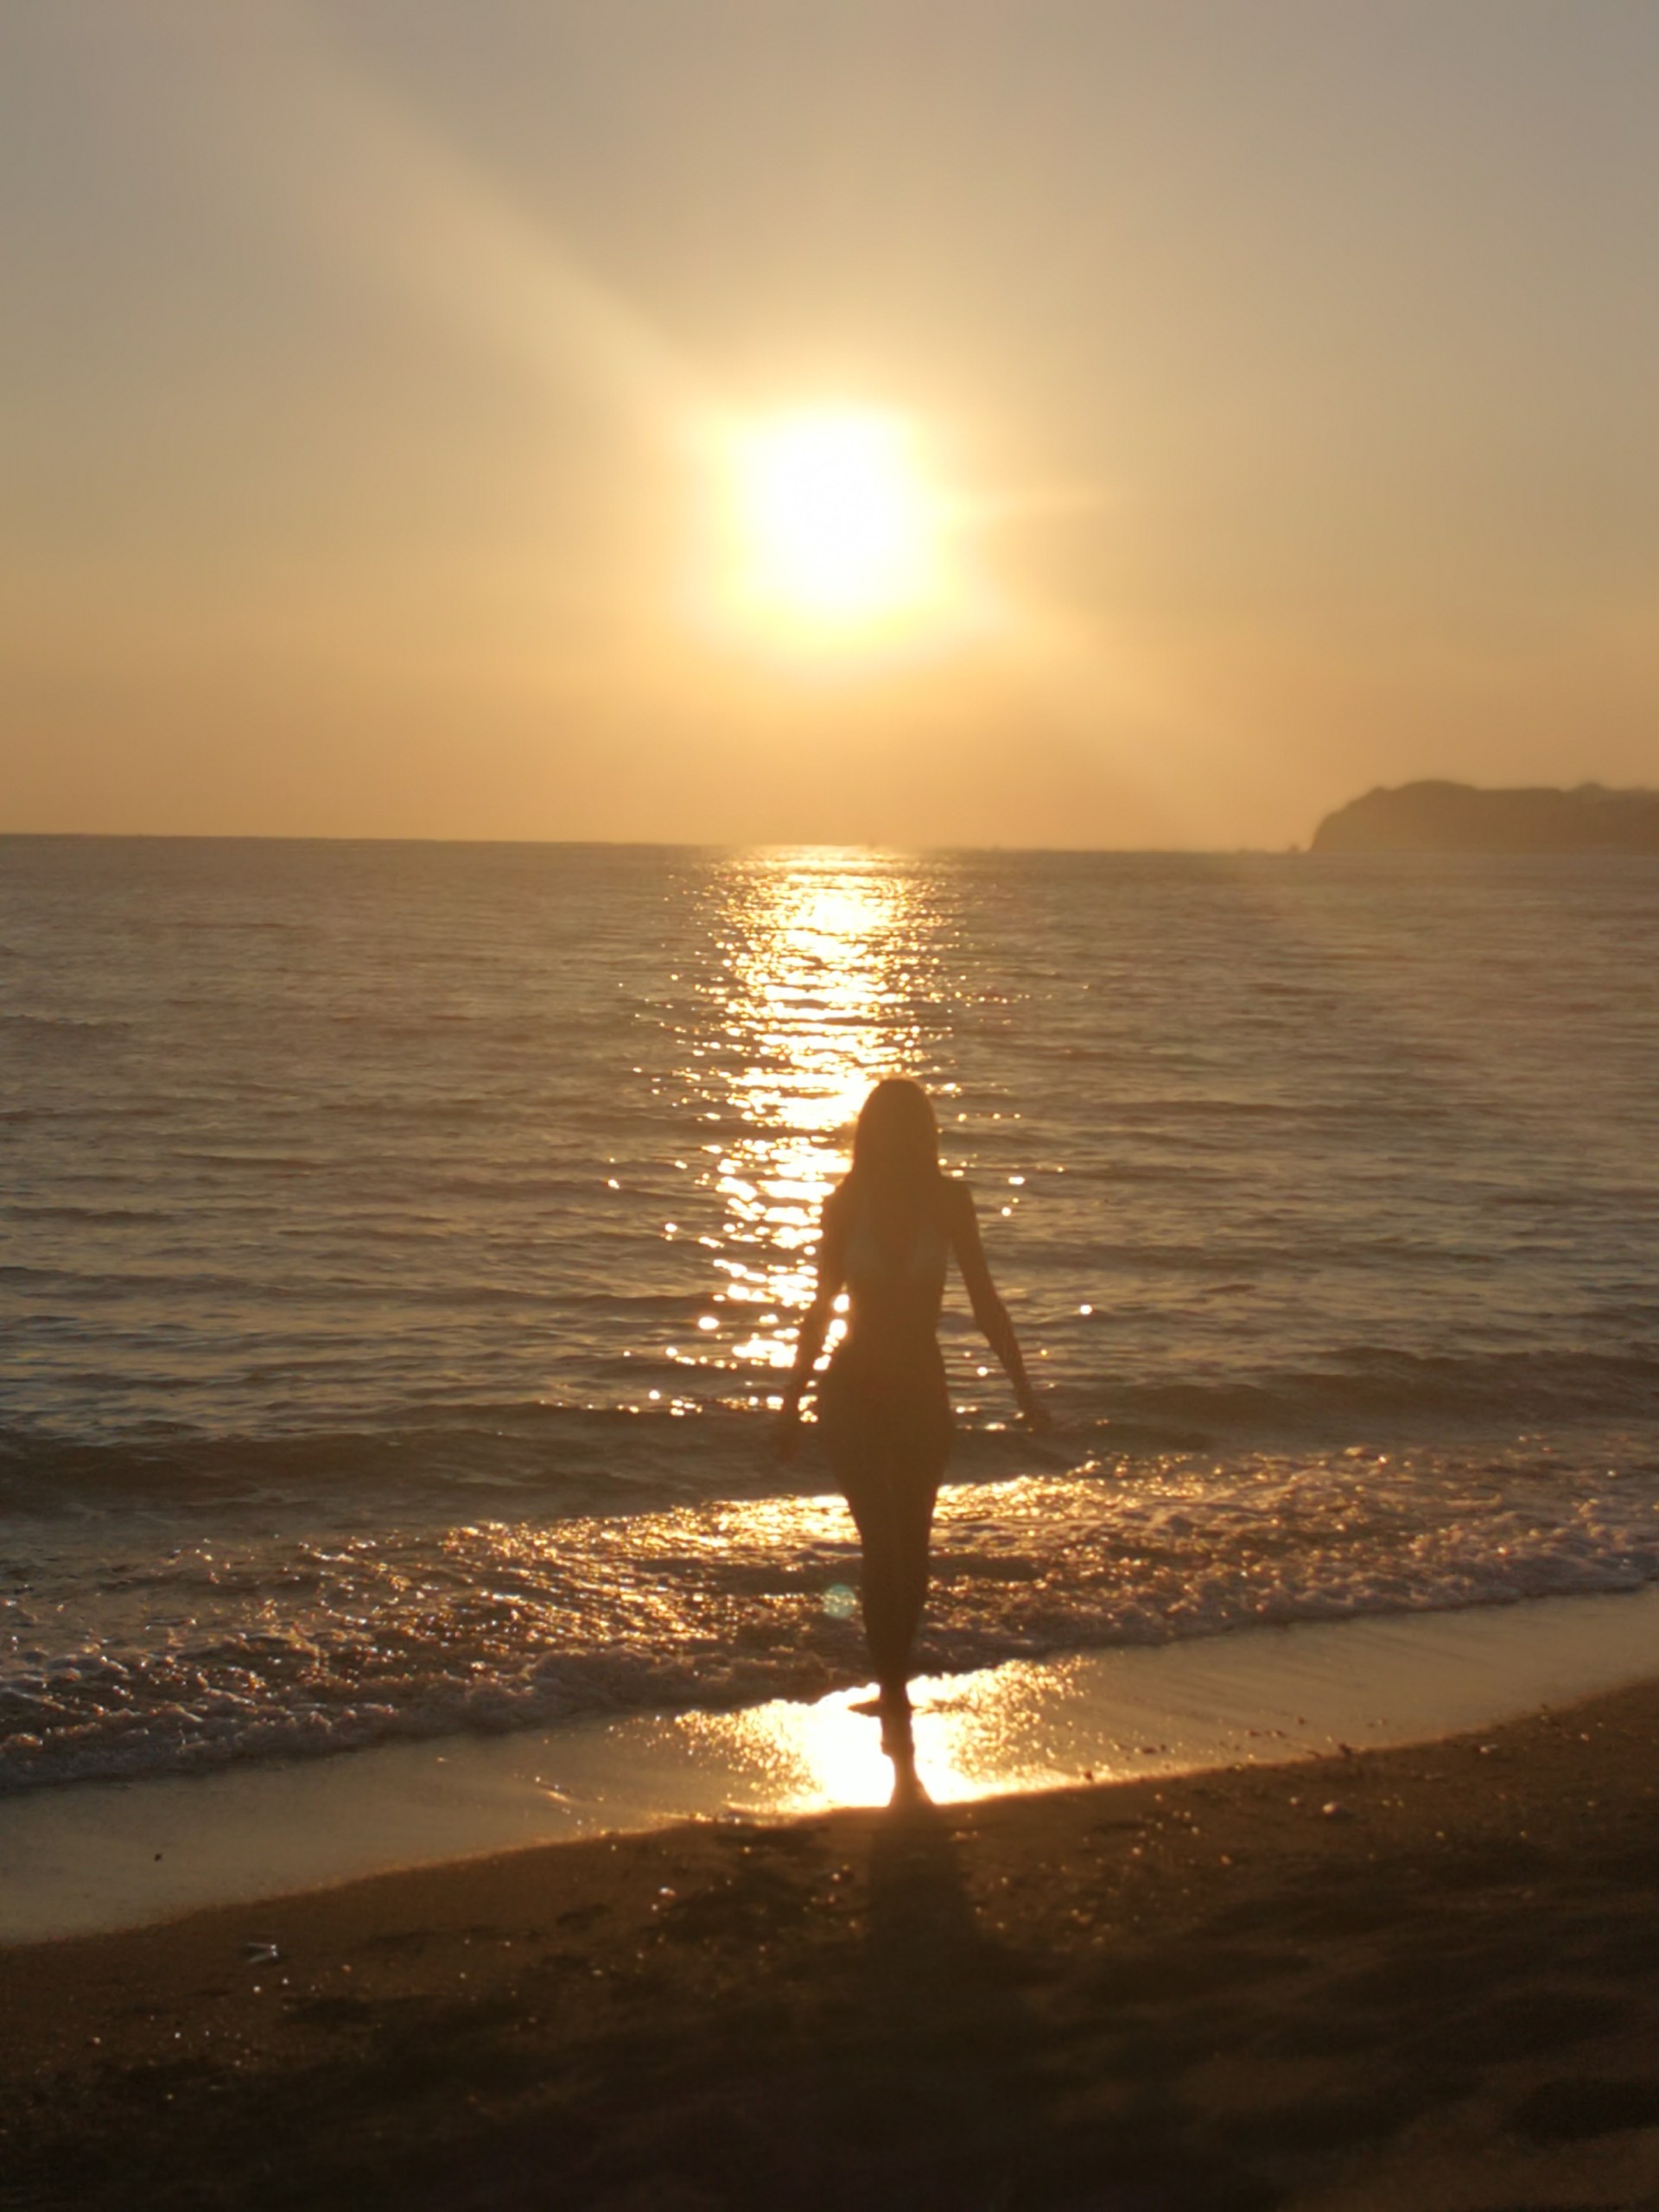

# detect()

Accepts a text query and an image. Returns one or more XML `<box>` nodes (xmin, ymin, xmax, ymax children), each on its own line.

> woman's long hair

<box><xmin>845</xmin><ymin>1078</ymin><xmax>945</xmax><ymax>1250</ymax></box>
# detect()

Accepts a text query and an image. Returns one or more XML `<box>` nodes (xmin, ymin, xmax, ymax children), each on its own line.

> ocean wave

<box><xmin>1097</xmin><ymin>1344</ymin><xmax>1659</xmax><ymax>1434</ymax></box>
<box><xmin>0</xmin><ymin>1408</ymin><xmax>755</xmax><ymax>1515</ymax></box>
<box><xmin>0</xmin><ymin>1011</ymin><xmax>131</xmax><ymax>1034</ymax></box>
<box><xmin>4</xmin><ymin>1441</ymin><xmax>1658</xmax><ymax>1793</ymax></box>
<box><xmin>2</xmin><ymin>1343</ymin><xmax>1654</xmax><ymax>1513</ymax></box>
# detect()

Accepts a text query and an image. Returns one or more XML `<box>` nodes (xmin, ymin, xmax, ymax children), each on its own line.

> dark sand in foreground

<box><xmin>8</xmin><ymin>1685</ymin><xmax>1659</xmax><ymax>2211</ymax></box>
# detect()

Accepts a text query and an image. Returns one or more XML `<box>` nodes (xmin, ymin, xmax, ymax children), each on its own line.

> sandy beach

<box><xmin>9</xmin><ymin>1673</ymin><xmax>1659</xmax><ymax>2211</ymax></box>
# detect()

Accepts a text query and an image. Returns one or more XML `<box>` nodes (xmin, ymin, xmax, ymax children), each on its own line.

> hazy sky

<box><xmin>4</xmin><ymin>0</ymin><xmax>1656</xmax><ymax>847</ymax></box>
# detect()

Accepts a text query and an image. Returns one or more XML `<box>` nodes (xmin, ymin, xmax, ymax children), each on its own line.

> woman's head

<box><xmin>850</xmin><ymin>1077</ymin><xmax>941</xmax><ymax>1188</ymax></box>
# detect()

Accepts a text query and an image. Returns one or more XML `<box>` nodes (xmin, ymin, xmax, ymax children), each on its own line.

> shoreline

<box><xmin>7</xmin><ymin>1580</ymin><xmax>1659</xmax><ymax>1945</ymax></box>
<box><xmin>9</xmin><ymin>1669</ymin><xmax>1659</xmax><ymax>2208</ymax></box>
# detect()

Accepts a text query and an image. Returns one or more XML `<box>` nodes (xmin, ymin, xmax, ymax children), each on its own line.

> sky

<box><xmin>3</xmin><ymin>0</ymin><xmax>1656</xmax><ymax>849</ymax></box>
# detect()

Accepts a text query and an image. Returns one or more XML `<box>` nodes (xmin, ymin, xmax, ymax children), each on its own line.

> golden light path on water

<box><xmin>670</xmin><ymin>854</ymin><xmax>1020</xmax><ymax>1804</ymax></box>
<box><xmin>684</xmin><ymin>850</ymin><xmax>946</xmax><ymax>1392</ymax></box>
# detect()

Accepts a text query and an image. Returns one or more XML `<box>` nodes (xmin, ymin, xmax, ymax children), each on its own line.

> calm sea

<box><xmin>3</xmin><ymin>836</ymin><xmax>1657</xmax><ymax>1793</ymax></box>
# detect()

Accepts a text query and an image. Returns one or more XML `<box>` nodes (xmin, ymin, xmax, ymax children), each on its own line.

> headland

<box><xmin>1312</xmin><ymin>780</ymin><xmax>1659</xmax><ymax>853</ymax></box>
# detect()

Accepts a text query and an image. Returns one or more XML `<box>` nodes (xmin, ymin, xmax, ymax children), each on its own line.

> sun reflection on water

<box><xmin>679</xmin><ymin>1666</ymin><xmax>1077</xmax><ymax>1813</ymax></box>
<box><xmin>672</xmin><ymin>851</ymin><xmax>948</xmax><ymax>1395</ymax></box>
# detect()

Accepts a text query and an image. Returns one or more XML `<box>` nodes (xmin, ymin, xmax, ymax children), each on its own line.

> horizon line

<box><xmin>0</xmin><ymin>829</ymin><xmax>1300</xmax><ymax>856</ymax></box>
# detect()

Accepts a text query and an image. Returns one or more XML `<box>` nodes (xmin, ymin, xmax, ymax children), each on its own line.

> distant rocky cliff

<box><xmin>1312</xmin><ymin>781</ymin><xmax>1659</xmax><ymax>854</ymax></box>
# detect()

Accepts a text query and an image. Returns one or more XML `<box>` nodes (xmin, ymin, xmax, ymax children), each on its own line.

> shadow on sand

<box><xmin>840</xmin><ymin>1729</ymin><xmax>1274</xmax><ymax>2212</ymax></box>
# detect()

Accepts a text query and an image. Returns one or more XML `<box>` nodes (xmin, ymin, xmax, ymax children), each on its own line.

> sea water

<box><xmin>3</xmin><ymin>836</ymin><xmax>1657</xmax><ymax>1795</ymax></box>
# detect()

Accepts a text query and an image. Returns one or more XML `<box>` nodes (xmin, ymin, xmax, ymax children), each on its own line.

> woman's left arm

<box><xmin>948</xmin><ymin>1183</ymin><xmax>1051</xmax><ymax>1431</ymax></box>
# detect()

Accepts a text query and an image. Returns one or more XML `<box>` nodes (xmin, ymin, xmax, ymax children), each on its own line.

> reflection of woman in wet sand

<box><xmin>779</xmin><ymin>1078</ymin><xmax>1047</xmax><ymax>1741</ymax></box>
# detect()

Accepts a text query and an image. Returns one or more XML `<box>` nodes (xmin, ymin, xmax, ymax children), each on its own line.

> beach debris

<box><xmin>241</xmin><ymin>1940</ymin><xmax>280</xmax><ymax>1963</ymax></box>
<box><xmin>1320</xmin><ymin>1802</ymin><xmax>1350</xmax><ymax>1820</ymax></box>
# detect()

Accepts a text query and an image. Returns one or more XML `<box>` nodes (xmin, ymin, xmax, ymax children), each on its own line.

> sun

<box><xmin>723</xmin><ymin>406</ymin><xmax>948</xmax><ymax>639</ymax></box>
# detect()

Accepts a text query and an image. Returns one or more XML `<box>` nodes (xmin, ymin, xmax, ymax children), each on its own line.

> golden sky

<box><xmin>3</xmin><ymin>0</ymin><xmax>1656</xmax><ymax>848</ymax></box>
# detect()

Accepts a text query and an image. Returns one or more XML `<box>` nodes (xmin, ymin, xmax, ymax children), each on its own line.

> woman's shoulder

<box><xmin>823</xmin><ymin>1178</ymin><xmax>857</xmax><ymax>1226</ymax></box>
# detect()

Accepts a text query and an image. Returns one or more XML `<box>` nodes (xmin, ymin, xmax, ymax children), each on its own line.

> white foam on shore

<box><xmin>6</xmin><ymin>1582</ymin><xmax>1659</xmax><ymax>1945</ymax></box>
<box><xmin>13</xmin><ymin>1446</ymin><xmax>1659</xmax><ymax>1796</ymax></box>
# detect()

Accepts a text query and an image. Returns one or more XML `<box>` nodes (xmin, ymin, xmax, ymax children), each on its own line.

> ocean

<box><xmin>3</xmin><ymin>836</ymin><xmax>1657</xmax><ymax>1797</ymax></box>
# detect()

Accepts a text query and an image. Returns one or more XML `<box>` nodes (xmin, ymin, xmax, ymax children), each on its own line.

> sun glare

<box><xmin>723</xmin><ymin>407</ymin><xmax>948</xmax><ymax>641</ymax></box>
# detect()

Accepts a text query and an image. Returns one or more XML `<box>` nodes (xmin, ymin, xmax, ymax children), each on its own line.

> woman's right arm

<box><xmin>776</xmin><ymin>1192</ymin><xmax>849</xmax><ymax>1460</ymax></box>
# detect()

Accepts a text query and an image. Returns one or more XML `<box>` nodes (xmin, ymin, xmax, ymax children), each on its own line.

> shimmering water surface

<box><xmin>3</xmin><ymin>836</ymin><xmax>1657</xmax><ymax>1790</ymax></box>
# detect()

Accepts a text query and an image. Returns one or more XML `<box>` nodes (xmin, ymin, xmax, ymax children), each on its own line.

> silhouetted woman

<box><xmin>778</xmin><ymin>1077</ymin><xmax>1046</xmax><ymax>1736</ymax></box>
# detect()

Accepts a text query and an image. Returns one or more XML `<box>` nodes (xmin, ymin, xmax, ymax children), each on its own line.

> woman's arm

<box><xmin>948</xmin><ymin>1182</ymin><xmax>1050</xmax><ymax>1430</ymax></box>
<box><xmin>775</xmin><ymin>1192</ymin><xmax>849</xmax><ymax>1460</ymax></box>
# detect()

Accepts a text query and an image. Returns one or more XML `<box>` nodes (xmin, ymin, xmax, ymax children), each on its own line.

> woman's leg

<box><xmin>846</xmin><ymin>1462</ymin><xmax>940</xmax><ymax>1705</ymax></box>
<box><xmin>822</xmin><ymin>1355</ymin><xmax>950</xmax><ymax>1708</ymax></box>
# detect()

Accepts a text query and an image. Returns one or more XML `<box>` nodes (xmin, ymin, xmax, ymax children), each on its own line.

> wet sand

<box><xmin>9</xmin><ymin>1681</ymin><xmax>1659</xmax><ymax>2210</ymax></box>
<box><xmin>13</xmin><ymin>1586</ymin><xmax>1659</xmax><ymax>1946</ymax></box>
